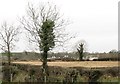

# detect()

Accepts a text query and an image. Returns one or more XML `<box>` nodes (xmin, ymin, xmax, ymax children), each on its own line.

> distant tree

<box><xmin>20</xmin><ymin>2</ymin><xmax>69</xmax><ymax>81</ymax></box>
<box><xmin>74</xmin><ymin>40</ymin><xmax>88</xmax><ymax>61</ymax></box>
<box><xmin>77</xmin><ymin>43</ymin><xmax>84</xmax><ymax>61</ymax></box>
<box><xmin>0</xmin><ymin>22</ymin><xmax>20</xmax><ymax>82</ymax></box>
<box><xmin>23</xmin><ymin>50</ymin><xmax>28</xmax><ymax>55</ymax></box>
<box><xmin>109</xmin><ymin>49</ymin><xmax>117</xmax><ymax>53</ymax></box>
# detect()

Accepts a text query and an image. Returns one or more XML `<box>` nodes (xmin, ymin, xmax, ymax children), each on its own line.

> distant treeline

<box><xmin>1</xmin><ymin>51</ymin><xmax>119</xmax><ymax>61</ymax></box>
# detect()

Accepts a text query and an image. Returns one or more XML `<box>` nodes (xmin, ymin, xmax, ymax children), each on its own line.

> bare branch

<box><xmin>0</xmin><ymin>22</ymin><xmax>20</xmax><ymax>52</ymax></box>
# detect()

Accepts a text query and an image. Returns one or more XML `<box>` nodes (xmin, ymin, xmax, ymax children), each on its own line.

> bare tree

<box><xmin>0</xmin><ymin>22</ymin><xmax>20</xmax><ymax>82</ymax></box>
<box><xmin>20</xmin><ymin>2</ymin><xmax>69</xmax><ymax>81</ymax></box>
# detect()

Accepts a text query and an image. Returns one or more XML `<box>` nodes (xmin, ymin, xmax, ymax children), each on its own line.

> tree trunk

<box><xmin>7</xmin><ymin>45</ymin><xmax>11</xmax><ymax>83</ymax></box>
<box><xmin>77</xmin><ymin>44</ymin><xmax>84</xmax><ymax>61</ymax></box>
<box><xmin>77</xmin><ymin>49</ymin><xmax>82</xmax><ymax>61</ymax></box>
<box><xmin>80</xmin><ymin>52</ymin><xmax>83</xmax><ymax>61</ymax></box>
<box><xmin>42</xmin><ymin>50</ymin><xmax>48</xmax><ymax>82</ymax></box>
<box><xmin>43</xmin><ymin>50</ymin><xmax>47</xmax><ymax>71</ymax></box>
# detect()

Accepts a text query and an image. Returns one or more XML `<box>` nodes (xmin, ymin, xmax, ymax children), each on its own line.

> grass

<box><xmin>0</xmin><ymin>80</ymin><xmax>2</xmax><ymax>84</ymax></box>
<box><xmin>77</xmin><ymin>75</ymin><xmax>88</xmax><ymax>82</ymax></box>
<box><xmin>97</xmin><ymin>75</ymin><xmax>119</xmax><ymax>82</ymax></box>
<box><xmin>12</xmin><ymin>70</ymin><xmax>28</xmax><ymax>82</ymax></box>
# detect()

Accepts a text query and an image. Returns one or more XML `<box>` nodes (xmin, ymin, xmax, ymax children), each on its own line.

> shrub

<box><xmin>105</xmin><ymin>67</ymin><xmax>119</xmax><ymax>77</ymax></box>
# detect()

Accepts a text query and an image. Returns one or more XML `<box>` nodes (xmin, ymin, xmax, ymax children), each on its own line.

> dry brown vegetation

<box><xmin>12</xmin><ymin>61</ymin><xmax>118</xmax><ymax>68</ymax></box>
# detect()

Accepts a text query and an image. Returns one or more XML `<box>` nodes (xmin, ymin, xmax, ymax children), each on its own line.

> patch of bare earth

<box><xmin>12</xmin><ymin>61</ymin><xmax>118</xmax><ymax>68</ymax></box>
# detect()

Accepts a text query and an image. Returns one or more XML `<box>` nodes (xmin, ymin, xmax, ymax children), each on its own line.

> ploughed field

<box><xmin>12</xmin><ymin>61</ymin><xmax>118</xmax><ymax>68</ymax></box>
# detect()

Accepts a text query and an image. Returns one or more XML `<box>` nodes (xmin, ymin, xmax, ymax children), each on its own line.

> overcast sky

<box><xmin>0</xmin><ymin>0</ymin><xmax>119</xmax><ymax>53</ymax></box>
